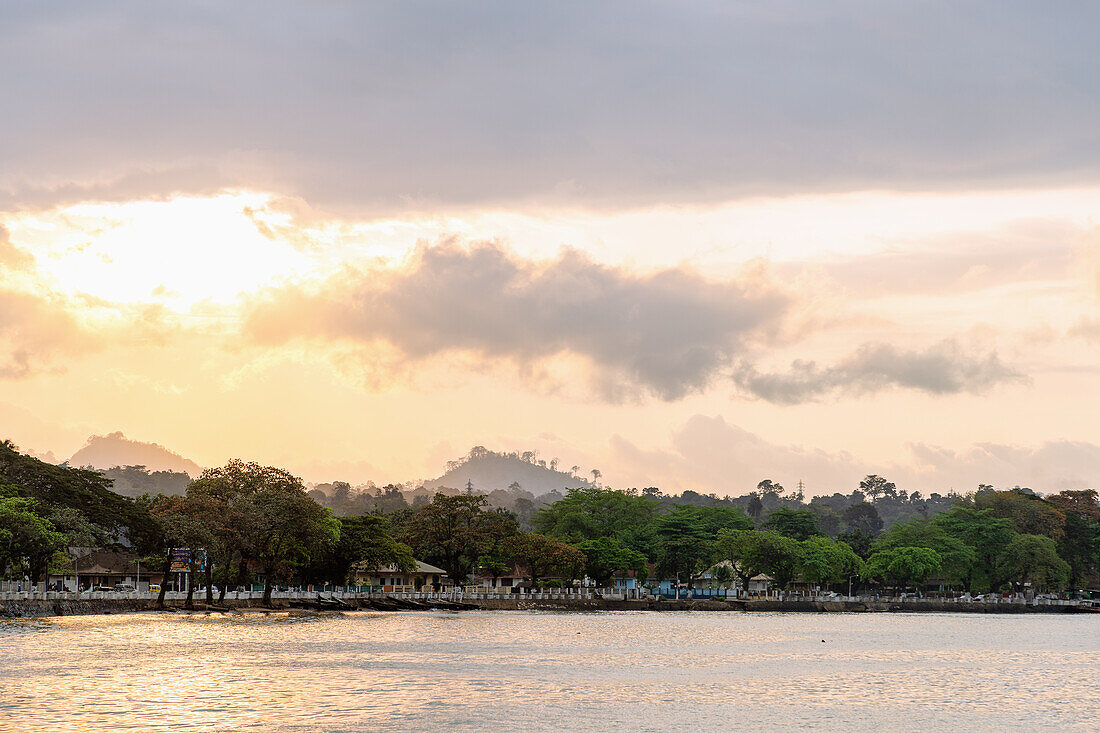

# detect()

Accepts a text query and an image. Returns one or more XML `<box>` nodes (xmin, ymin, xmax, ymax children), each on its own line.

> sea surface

<box><xmin>1</xmin><ymin>610</ymin><xmax>1097</xmax><ymax>732</ymax></box>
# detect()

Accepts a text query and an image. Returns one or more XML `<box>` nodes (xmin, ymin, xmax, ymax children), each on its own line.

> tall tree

<box><xmin>859</xmin><ymin>475</ymin><xmax>896</xmax><ymax>504</ymax></box>
<box><xmin>997</xmin><ymin>534</ymin><xmax>1070</xmax><ymax>591</ymax></box>
<box><xmin>862</xmin><ymin>547</ymin><xmax>941</xmax><ymax>592</ymax></box>
<box><xmin>972</xmin><ymin>490</ymin><xmax>1066</xmax><ymax>541</ymax></box>
<box><xmin>842</xmin><ymin>503</ymin><xmax>884</xmax><ymax>537</ymax></box>
<box><xmin>797</xmin><ymin>536</ymin><xmax>863</xmax><ymax>588</ymax></box>
<box><xmin>1046</xmin><ymin>490</ymin><xmax>1098</xmax><ymax>588</ymax></box>
<box><xmin>0</xmin><ymin>489</ymin><xmax>67</xmax><ymax>584</ymax></box>
<box><xmin>934</xmin><ymin>506</ymin><xmax>1016</xmax><ymax>591</ymax></box>
<box><xmin>874</xmin><ymin>518</ymin><xmax>976</xmax><ymax>588</ymax></box>
<box><xmin>504</xmin><ymin>532</ymin><xmax>584</xmax><ymax>587</ymax></box>
<box><xmin>715</xmin><ymin>529</ymin><xmax>801</xmax><ymax>592</ymax></box>
<box><xmin>319</xmin><ymin>514</ymin><xmax>415</xmax><ymax>585</ymax></box>
<box><xmin>403</xmin><ymin>493</ymin><xmax>496</xmax><ymax>582</ymax></box>
<box><xmin>245</xmin><ymin>473</ymin><xmax>339</xmax><ymax>606</ymax></box>
<box><xmin>762</xmin><ymin>508</ymin><xmax>820</xmax><ymax>540</ymax></box>
<box><xmin>655</xmin><ymin>509</ymin><xmax>710</xmax><ymax>586</ymax></box>
<box><xmin>532</xmin><ymin>487</ymin><xmax>659</xmax><ymax>558</ymax></box>
<box><xmin>576</xmin><ymin>536</ymin><xmax>648</xmax><ymax>587</ymax></box>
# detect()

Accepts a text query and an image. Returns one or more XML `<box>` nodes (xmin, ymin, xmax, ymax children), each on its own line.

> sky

<box><xmin>1</xmin><ymin>2</ymin><xmax>1099</xmax><ymax>494</ymax></box>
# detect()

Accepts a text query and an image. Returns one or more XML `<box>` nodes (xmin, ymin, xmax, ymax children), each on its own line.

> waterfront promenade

<box><xmin>3</xmin><ymin>586</ymin><xmax>1095</xmax><ymax>618</ymax></box>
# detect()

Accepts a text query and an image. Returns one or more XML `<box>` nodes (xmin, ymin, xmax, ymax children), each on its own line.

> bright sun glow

<box><xmin>7</xmin><ymin>192</ymin><xmax>317</xmax><ymax>309</ymax></box>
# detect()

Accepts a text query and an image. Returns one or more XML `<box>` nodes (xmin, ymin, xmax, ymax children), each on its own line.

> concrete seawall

<box><xmin>4</xmin><ymin>596</ymin><xmax>1094</xmax><ymax>618</ymax></box>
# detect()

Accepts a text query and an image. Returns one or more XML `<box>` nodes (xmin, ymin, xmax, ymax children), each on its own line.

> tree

<box><xmin>712</xmin><ymin>562</ymin><xmax>734</xmax><ymax>588</ymax></box>
<box><xmin>1048</xmin><ymin>489</ymin><xmax>1100</xmax><ymax>588</ymax></box>
<box><xmin>972</xmin><ymin>489</ymin><xmax>1066</xmax><ymax>541</ymax></box>
<box><xmin>403</xmin><ymin>494</ymin><xmax>498</xmax><ymax>582</ymax></box>
<box><xmin>150</xmin><ymin>494</ymin><xmax>215</xmax><ymax>608</ymax></box>
<box><xmin>504</xmin><ymin>532</ymin><xmax>584</xmax><ymax>587</ymax></box>
<box><xmin>842</xmin><ymin>503</ymin><xmax>884</xmax><ymax>536</ymax></box>
<box><xmin>836</xmin><ymin>529</ymin><xmax>874</xmax><ymax>559</ymax></box>
<box><xmin>797</xmin><ymin>536</ymin><xmax>863</xmax><ymax>588</ymax></box>
<box><xmin>186</xmin><ymin>463</ymin><xmax>337</xmax><ymax>606</ymax></box>
<box><xmin>811</xmin><ymin>505</ymin><xmax>842</xmax><ymax>537</ymax></box>
<box><xmin>576</xmin><ymin>536</ymin><xmax>649</xmax><ymax>587</ymax></box>
<box><xmin>474</xmin><ymin>508</ymin><xmax>521</xmax><ymax>585</ymax></box>
<box><xmin>756</xmin><ymin>479</ymin><xmax>784</xmax><ymax>495</ymax></box>
<box><xmin>997</xmin><ymin>534</ymin><xmax>1070</xmax><ymax>591</ymax></box>
<box><xmin>859</xmin><ymin>475</ymin><xmax>896</xmax><ymax>504</ymax></box>
<box><xmin>532</xmin><ymin>488</ymin><xmax>659</xmax><ymax>558</ymax></box>
<box><xmin>246</xmin><ymin>473</ymin><xmax>339</xmax><ymax>605</ymax></box>
<box><xmin>319</xmin><ymin>515</ymin><xmax>415</xmax><ymax>585</ymax></box>
<box><xmin>746</xmin><ymin>493</ymin><xmax>764</xmax><ymax>524</ymax></box>
<box><xmin>186</xmin><ymin>460</ymin><xmax>289</xmax><ymax>601</ymax></box>
<box><xmin>934</xmin><ymin>506</ymin><xmax>1016</xmax><ymax>591</ymax></box>
<box><xmin>673</xmin><ymin>505</ymin><xmax>753</xmax><ymax>535</ymax></box>
<box><xmin>0</xmin><ymin>489</ymin><xmax>67</xmax><ymax>583</ymax></box>
<box><xmin>874</xmin><ymin>518</ymin><xmax>976</xmax><ymax>588</ymax></box>
<box><xmin>715</xmin><ymin>529</ymin><xmax>801</xmax><ymax>592</ymax></box>
<box><xmin>655</xmin><ymin>509</ymin><xmax>710</xmax><ymax>586</ymax></box>
<box><xmin>862</xmin><ymin>547</ymin><xmax>941</xmax><ymax>591</ymax></box>
<box><xmin>762</xmin><ymin>508</ymin><xmax>819</xmax><ymax>540</ymax></box>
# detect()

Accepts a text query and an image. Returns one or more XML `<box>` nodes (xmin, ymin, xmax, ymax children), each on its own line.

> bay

<box><xmin>1</xmin><ymin>611</ymin><xmax>1096</xmax><ymax>732</ymax></box>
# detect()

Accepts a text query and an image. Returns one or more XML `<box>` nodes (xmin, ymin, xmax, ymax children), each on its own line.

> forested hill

<box><xmin>100</xmin><ymin>465</ymin><xmax>192</xmax><ymax>499</ymax></box>
<box><xmin>0</xmin><ymin>440</ymin><xmax>154</xmax><ymax>543</ymax></box>
<box><xmin>68</xmin><ymin>432</ymin><xmax>201</xmax><ymax>476</ymax></box>
<box><xmin>422</xmin><ymin>447</ymin><xmax>593</xmax><ymax>496</ymax></box>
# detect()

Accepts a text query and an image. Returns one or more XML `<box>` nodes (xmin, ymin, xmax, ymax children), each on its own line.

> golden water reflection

<box><xmin>1</xmin><ymin>611</ymin><xmax>1097</xmax><ymax>732</ymax></box>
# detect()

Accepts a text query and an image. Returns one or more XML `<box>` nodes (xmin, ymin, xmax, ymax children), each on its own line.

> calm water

<box><xmin>1</xmin><ymin>610</ymin><xmax>1097</xmax><ymax>732</ymax></box>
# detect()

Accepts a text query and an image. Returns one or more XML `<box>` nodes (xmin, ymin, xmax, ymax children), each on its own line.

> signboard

<box><xmin>168</xmin><ymin>548</ymin><xmax>207</xmax><ymax>573</ymax></box>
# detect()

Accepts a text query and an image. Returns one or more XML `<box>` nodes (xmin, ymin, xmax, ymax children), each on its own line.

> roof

<box><xmin>353</xmin><ymin>559</ymin><xmax>446</xmax><ymax>575</ymax></box>
<box><xmin>693</xmin><ymin>560</ymin><xmax>772</xmax><ymax>582</ymax></box>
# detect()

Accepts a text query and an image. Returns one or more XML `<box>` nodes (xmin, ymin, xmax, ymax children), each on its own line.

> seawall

<box><xmin>4</xmin><ymin>596</ymin><xmax>1094</xmax><ymax>618</ymax></box>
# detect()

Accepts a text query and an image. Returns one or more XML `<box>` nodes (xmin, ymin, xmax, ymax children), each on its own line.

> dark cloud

<box><xmin>733</xmin><ymin>340</ymin><xmax>1026</xmax><ymax>404</ymax></box>
<box><xmin>3</xmin><ymin>2</ymin><xmax>1099</xmax><ymax>213</ymax></box>
<box><xmin>244</xmin><ymin>241</ymin><xmax>790</xmax><ymax>400</ymax></box>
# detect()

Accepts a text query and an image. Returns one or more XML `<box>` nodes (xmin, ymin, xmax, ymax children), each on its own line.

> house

<box><xmin>351</xmin><ymin>559</ymin><xmax>448</xmax><ymax>590</ymax></box>
<box><xmin>47</xmin><ymin>549</ymin><xmax>161</xmax><ymax>592</ymax></box>
<box><xmin>692</xmin><ymin>560</ymin><xmax>773</xmax><ymax>597</ymax></box>
<box><xmin>473</xmin><ymin>562</ymin><xmax>527</xmax><ymax>589</ymax></box>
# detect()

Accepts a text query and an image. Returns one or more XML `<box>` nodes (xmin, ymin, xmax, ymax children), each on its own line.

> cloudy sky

<box><xmin>2</xmin><ymin>2</ymin><xmax>1099</xmax><ymax>494</ymax></box>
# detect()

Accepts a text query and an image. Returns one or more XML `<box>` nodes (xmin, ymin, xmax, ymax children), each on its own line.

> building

<box><xmin>351</xmin><ymin>559</ymin><xmax>448</xmax><ymax>591</ymax></box>
<box><xmin>690</xmin><ymin>560</ymin><xmax>773</xmax><ymax>597</ymax></box>
<box><xmin>47</xmin><ymin>549</ymin><xmax>160</xmax><ymax>592</ymax></box>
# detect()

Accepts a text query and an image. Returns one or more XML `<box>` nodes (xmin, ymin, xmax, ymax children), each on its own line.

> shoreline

<box><xmin>4</xmin><ymin>596</ymin><xmax>1096</xmax><ymax>619</ymax></box>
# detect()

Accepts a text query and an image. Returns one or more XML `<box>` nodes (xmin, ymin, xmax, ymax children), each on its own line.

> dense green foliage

<box><xmin>3</xmin><ymin>439</ymin><xmax>1097</xmax><ymax>597</ymax></box>
<box><xmin>0</xmin><ymin>440</ymin><xmax>155</xmax><ymax>548</ymax></box>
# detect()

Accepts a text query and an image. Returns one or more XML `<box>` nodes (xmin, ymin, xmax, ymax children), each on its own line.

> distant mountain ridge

<box><xmin>68</xmin><ymin>431</ymin><xmax>202</xmax><ymax>476</ymax></box>
<box><xmin>422</xmin><ymin>447</ymin><xmax>592</xmax><ymax>496</ymax></box>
